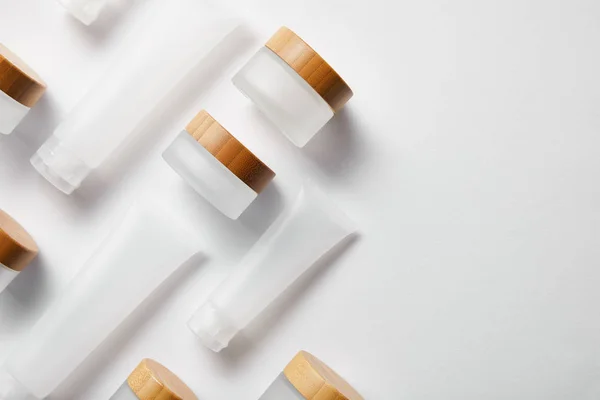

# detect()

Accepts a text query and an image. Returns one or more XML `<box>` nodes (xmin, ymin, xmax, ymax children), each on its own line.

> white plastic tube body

<box><xmin>31</xmin><ymin>2</ymin><xmax>239</xmax><ymax>194</ymax></box>
<box><xmin>188</xmin><ymin>185</ymin><xmax>356</xmax><ymax>352</ymax></box>
<box><xmin>0</xmin><ymin>263</ymin><xmax>19</xmax><ymax>294</ymax></box>
<box><xmin>258</xmin><ymin>373</ymin><xmax>305</xmax><ymax>400</ymax></box>
<box><xmin>0</xmin><ymin>90</ymin><xmax>30</xmax><ymax>135</ymax></box>
<box><xmin>232</xmin><ymin>47</ymin><xmax>334</xmax><ymax>147</ymax></box>
<box><xmin>1</xmin><ymin>203</ymin><xmax>203</xmax><ymax>399</ymax></box>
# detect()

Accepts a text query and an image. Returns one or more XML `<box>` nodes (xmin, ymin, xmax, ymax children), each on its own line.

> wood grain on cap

<box><xmin>283</xmin><ymin>351</ymin><xmax>364</xmax><ymax>400</ymax></box>
<box><xmin>265</xmin><ymin>27</ymin><xmax>353</xmax><ymax>113</ymax></box>
<box><xmin>185</xmin><ymin>110</ymin><xmax>275</xmax><ymax>193</ymax></box>
<box><xmin>0</xmin><ymin>210</ymin><xmax>38</xmax><ymax>272</ymax></box>
<box><xmin>0</xmin><ymin>44</ymin><xmax>46</xmax><ymax>107</ymax></box>
<box><xmin>127</xmin><ymin>359</ymin><xmax>197</xmax><ymax>400</ymax></box>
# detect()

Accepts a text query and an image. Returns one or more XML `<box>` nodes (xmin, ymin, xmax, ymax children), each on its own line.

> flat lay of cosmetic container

<box><xmin>0</xmin><ymin>44</ymin><xmax>46</xmax><ymax>135</ymax></box>
<box><xmin>259</xmin><ymin>351</ymin><xmax>363</xmax><ymax>400</ymax></box>
<box><xmin>233</xmin><ymin>27</ymin><xmax>353</xmax><ymax>147</ymax></box>
<box><xmin>56</xmin><ymin>0</ymin><xmax>112</xmax><ymax>25</ymax></box>
<box><xmin>163</xmin><ymin>110</ymin><xmax>276</xmax><ymax>219</ymax></box>
<box><xmin>110</xmin><ymin>359</ymin><xmax>197</xmax><ymax>400</ymax></box>
<box><xmin>188</xmin><ymin>184</ymin><xmax>356</xmax><ymax>351</ymax></box>
<box><xmin>0</xmin><ymin>202</ymin><xmax>204</xmax><ymax>399</ymax></box>
<box><xmin>31</xmin><ymin>2</ymin><xmax>239</xmax><ymax>194</ymax></box>
<box><xmin>0</xmin><ymin>210</ymin><xmax>38</xmax><ymax>294</ymax></box>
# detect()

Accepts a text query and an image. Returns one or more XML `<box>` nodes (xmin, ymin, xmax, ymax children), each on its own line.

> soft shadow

<box><xmin>48</xmin><ymin>252</ymin><xmax>207</xmax><ymax>399</ymax></box>
<box><xmin>239</xmin><ymin>182</ymin><xmax>284</xmax><ymax>236</ymax></box>
<box><xmin>215</xmin><ymin>235</ymin><xmax>360</xmax><ymax>367</ymax></box>
<box><xmin>70</xmin><ymin>25</ymin><xmax>256</xmax><ymax>209</ymax></box>
<box><xmin>303</xmin><ymin>107</ymin><xmax>366</xmax><ymax>181</ymax></box>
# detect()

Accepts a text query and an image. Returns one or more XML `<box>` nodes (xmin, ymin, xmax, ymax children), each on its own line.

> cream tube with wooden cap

<box><xmin>109</xmin><ymin>359</ymin><xmax>197</xmax><ymax>400</ymax></box>
<box><xmin>0</xmin><ymin>44</ymin><xmax>46</xmax><ymax>135</ymax></box>
<box><xmin>0</xmin><ymin>210</ymin><xmax>38</xmax><ymax>294</ymax></box>
<box><xmin>232</xmin><ymin>27</ymin><xmax>353</xmax><ymax>147</ymax></box>
<box><xmin>163</xmin><ymin>110</ymin><xmax>275</xmax><ymax>219</ymax></box>
<box><xmin>259</xmin><ymin>351</ymin><xmax>363</xmax><ymax>400</ymax></box>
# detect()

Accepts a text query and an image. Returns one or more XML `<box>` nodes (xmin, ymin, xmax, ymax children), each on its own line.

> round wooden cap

<box><xmin>184</xmin><ymin>110</ymin><xmax>275</xmax><ymax>193</ymax></box>
<box><xmin>283</xmin><ymin>351</ymin><xmax>363</xmax><ymax>400</ymax></box>
<box><xmin>0</xmin><ymin>210</ymin><xmax>38</xmax><ymax>272</ymax></box>
<box><xmin>127</xmin><ymin>359</ymin><xmax>197</xmax><ymax>400</ymax></box>
<box><xmin>265</xmin><ymin>27</ymin><xmax>353</xmax><ymax>113</ymax></box>
<box><xmin>0</xmin><ymin>44</ymin><xmax>46</xmax><ymax>107</ymax></box>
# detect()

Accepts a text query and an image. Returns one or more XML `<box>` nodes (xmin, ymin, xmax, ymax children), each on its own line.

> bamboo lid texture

<box><xmin>265</xmin><ymin>27</ymin><xmax>353</xmax><ymax>113</ymax></box>
<box><xmin>0</xmin><ymin>210</ymin><xmax>38</xmax><ymax>272</ymax></box>
<box><xmin>283</xmin><ymin>351</ymin><xmax>363</xmax><ymax>400</ymax></box>
<box><xmin>127</xmin><ymin>359</ymin><xmax>197</xmax><ymax>400</ymax></box>
<box><xmin>185</xmin><ymin>110</ymin><xmax>275</xmax><ymax>193</ymax></box>
<box><xmin>0</xmin><ymin>44</ymin><xmax>46</xmax><ymax>107</ymax></box>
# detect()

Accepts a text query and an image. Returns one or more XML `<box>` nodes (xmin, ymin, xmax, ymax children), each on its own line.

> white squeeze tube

<box><xmin>31</xmin><ymin>0</ymin><xmax>240</xmax><ymax>194</ymax></box>
<box><xmin>188</xmin><ymin>184</ymin><xmax>357</xmax><ymax>352</ymax></box>
<box><xmin>0</xmin><ymin>201</ymin><xmax>204</xmax><ymax>399</ymax></box>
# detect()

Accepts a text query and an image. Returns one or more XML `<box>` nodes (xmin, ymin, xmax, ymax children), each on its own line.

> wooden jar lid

<box><xmin>0</xmin><ymin>44</ymin><xmax>46</xmax><ymax>107</ymax></box>
<box><xmin>0</xmin><ymin>210</ymin><xmax>38</xmax><ymax>272</ymax></box>
<box><xmin>127</xmin><ymin>359</ymin><xmax>197</xmax><ymax>400</ymax></box>
<box><xmin>185</xmin><ymin>110</ymin><xmax>275</xmax><ymax>193</ymax></box>
<box><xmin>283</xmin><ymin>351</ymin><xmax>364</xmax><ymax>400</ymax></box>
<box><xmin>265</xmin><ymin>27</ymin><xmax>353</xmax><ymax>113</ymax></box>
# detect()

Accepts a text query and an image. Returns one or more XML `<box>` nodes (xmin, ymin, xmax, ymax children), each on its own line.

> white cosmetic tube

<box><xmin>188</xmin><ymin>185</ymin><xmax>356</xmax><ymax>352</ymax></box>
<box><xmin>31</xmin><ymin>2</ymin><xmax>239</xmax><ymax>194</ymax></box>
<box><xmin>0</xmin><ymin>202</ymin><xmax>204</xmax><ymax>399</ymax></box>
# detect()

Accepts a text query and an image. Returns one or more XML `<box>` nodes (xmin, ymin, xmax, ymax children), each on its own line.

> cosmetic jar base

<box><xmin>31</xmin><ymin>135</ymin><xmax>91</xmax><ymax>195</ymax></box>
<box><xmin>258</xmin><ymin>373</ymin><xmax>305</xmax><ymax>400</ymax></box>
<box><xmin>187</xmin><ymin>301</ymin><xmax>238</xmax><ymax>352</ymax></box>
<box><xmin>0</xmin><ymin>90</ymin><xmax>30</xmax><ymax>135</ymax></box>
<box><xmin>163</xmin><ymin>131</ymin><xmax>258</xmax><ymax>219</ymax></box>
<box><xmin>0</xmin><ymin>263</ymin><xmax>19</xmax><ymax>294</ymax></box>
<box><xmin>232</xmin><ymin>47</ymin><xmax>334</xmax><ymax>147</ymax></box>
<box><xmin>55</xmin><ymin>0</ymin><xmax>103</xmax><ymax>25</ymax></box>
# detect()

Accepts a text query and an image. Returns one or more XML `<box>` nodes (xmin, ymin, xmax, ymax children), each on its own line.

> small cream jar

<box><xmin>0</xmin><ymin>44</ymin><xmax>46</xmax><ymax>135</ymax></box>
<box><xmin>0</xmin><ymin>210</ymin><xmax>39</xmax><ymax>294</ymax></box>
<box><xmin>233</xmin><ymin>27</ymin><xmax>353</xmax><ymax>147</ymax></box>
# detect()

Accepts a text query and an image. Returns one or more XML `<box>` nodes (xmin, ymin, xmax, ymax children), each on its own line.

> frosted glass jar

<box><xmin>163</xmin><ymin>110</ymin><xmax>275</xmax><ymax>219</ymax></box>
<box><xmin>56</xmin><ymin>0</ymin><xmax>109</xmax><ymax>25</ymax></box>
<box><xmin>233</xmin><ymin>27</ymin><xmax>353</xmax><ymax>147</ymax></box>
<box><xmin>0</xmin><ymin>44</ymin><xmax>46</xmax><ymax>135</ymax></box>
<box><xmin>259</xmin><ymin>351</ymin><xmax>363</xmax><ymax>400</ymax></box>
<box><xmin>0</xmin><ymin>210</ymin><xmax>38</xmax><ymax>294</ymax></box>
<box><xmin>109</xmin><ymin>359</ymin><xmax>197</xmax><ymax>400</ymax></box>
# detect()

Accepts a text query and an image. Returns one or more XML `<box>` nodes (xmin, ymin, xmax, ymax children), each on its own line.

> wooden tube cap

<box><xmin>0</xmin><ymin>44</ymin><xmax>46</xmax><ymax>107</ymax></box>
<box><xmin>283</xmin><ymin>351</ymin><xmax>364</xmax><ymax>400</ymax></box>
<box><xmin>127</xmin><ymin>359</ymin><xmax>197</xmax><ymax>400</ymax></box>
<box><xmin>265</xmin><ymin>27</ymin><xmax>353</xmax><ymax>113</ymax></box>
<box><xmin>0</xmin><ymin>210</ymin><xmax>38</xmax><ymax>272</ymax></box>
<box><xmin>185</xmin><ymin>110</ymin><xmax>275</xmax><ymax>193</ymax></box>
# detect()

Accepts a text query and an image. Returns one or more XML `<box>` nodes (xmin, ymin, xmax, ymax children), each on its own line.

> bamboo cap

<box><xmin>283</xmin><ymin>351</ymin><xmax>363</xmax><ymax>400</ymax></box>
<box><xmin>0</xmin><ymin>210</ymin><xmax>38</xmax><ymax>272</ymax></box>
<box><xmin>0</xmin><ymin>44</ymin><xmax>46</xmax><ymax>107</ymax></box>
<box><xmin>185</xmin><ymin>110</ymin><xmax>275</xmax><ymax>193</ymax></box>
<box><xmin>127</xmin><ymin>359</ymin><xmax>197</xmax><ymax>400</ymax></box>
<box><xmin>265</xmin><ymin>27</ymin><xmax>353</xmax><ymax>113</ymax></box>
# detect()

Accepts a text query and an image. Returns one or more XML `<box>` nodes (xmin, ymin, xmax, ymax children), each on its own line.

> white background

<box><xmin>1</xmin><ymin>0</ymin><xmax>600</xmax><ymax>399</ymax></box>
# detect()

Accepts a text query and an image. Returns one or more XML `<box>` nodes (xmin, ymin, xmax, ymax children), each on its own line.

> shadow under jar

<box><xmin>163</xmin><ymin>110</ymin><xmax>276</xmax><ymax>219</ymax></box>
<box><xmin>233</xmin><ymin>27</ymin><xmax>353</xmax><ymax>147</ymax></box>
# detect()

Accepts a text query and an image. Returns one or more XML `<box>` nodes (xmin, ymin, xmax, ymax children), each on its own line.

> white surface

<box><xmin>163</xmin><ymin>131</ymin><xmax>257</xmax><ymax>220</ymax></box>
<box><xmin>0</xmin><ymin>0</ymin><xmax>599</xmax><ymax>399</ymax></box>
<box><xmin>188</xmin><ymin>185</ymin><xmax>355</xmax><ymax>352</ymax></box>
<box><xmin>0</xmin><ymin>90</ymin><xmax>30</xmax><ymax>136</ymax></box>
<box><xmin>232</xmin><ymin>47</ymin><xmax>334</xmax><ymax>147</ymax></box>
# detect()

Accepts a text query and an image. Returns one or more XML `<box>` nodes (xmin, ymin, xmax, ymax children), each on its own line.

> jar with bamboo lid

<box><xmin>232</xmin><ymin>27</ymin><xmax>353</xmax><ymax>147</ymax></box>
<box><xmin>0</xmin><ymin>44</ymin><xmax>46</xmax><ymax>135</ymax></box>
<box><xmin>109</xmin><ymin>359</ymin><xmax>197</xmax><ymax>400</ymax></box>
<box><xmin>163</xmin><ymin>110</ymin><xmax>276</xmax><ymax>219</ymax></box>
<box><xmin>0</xmin><ymin>210</ymin><xmax>38</xmax><ymax>293</ymax></box>
<box><xmin>259</xmin><ymin>351</ymin><xmax>363</xmax><ymax>400</ymax></box>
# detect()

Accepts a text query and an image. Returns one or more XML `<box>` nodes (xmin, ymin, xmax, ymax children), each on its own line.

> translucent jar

<box><xmin>259</xmin><ymin>351</ymin><xmax>363</xmax><ymax>400</ymax></box>
<box><xmin>233</xmin><ymin>27</ymin><xmax>353</xmax><ymax>147</ymax></box>
<box><xmin>163</xmin><ymin>110</ymin><xmax>275</xmax><ymax>219</ymax></box>
<box><xmin>110</xmin><ymin>359</ymin><xmax>197</xmax><ymax>400</ymax></box>
<box><xmin>0</xmin><ymin>210</ymin><xmax>38</xmax><ymax>294</ymax></box>
<box><xmin>55</xmin><ymin>0</ymin><xmax>109</xmax><ymax>25</ymax></box>
<box><xmin>0</xmin><ymin>44</ymin><xmax>46</xmax><ymax>135</ymax></box>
